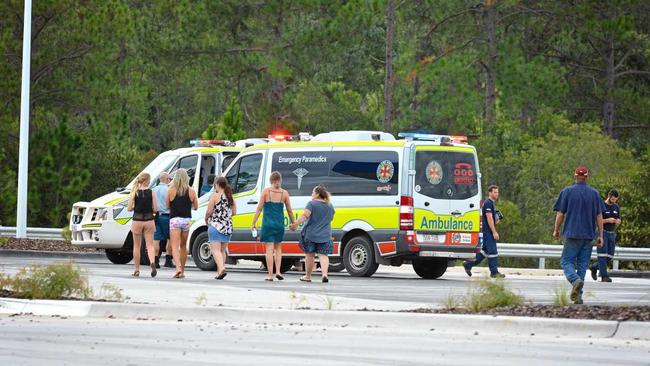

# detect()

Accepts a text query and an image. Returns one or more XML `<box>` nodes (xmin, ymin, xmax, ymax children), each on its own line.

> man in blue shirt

<box><xmin>590</xmin><ymin>189</ymin><xmax>621</xmax><ymax>282</ymax></box>
<box><xmin>553</xmin><ymin>166</ymin><xmax>604</xmax><ymax>304</ymax></box>
<box><xmin>463</xmin><ymin>185</ymin><xmax>504</xmax><ymax>278</ymax></box>
<box><xmin>153</xmin><ymin>172</ymin><xmax>172</xmax><ymax>268</ymax></box>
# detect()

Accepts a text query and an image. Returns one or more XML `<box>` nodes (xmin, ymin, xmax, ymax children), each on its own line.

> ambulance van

<box><xmin>187</xmin><ymin>131</ymin><xmax>482</xmax><ymax>278</ymax></box>
<box><xmin>69</xmin><ymin>139</ymin><xmax>260</xmax><ymax>265</ymax></box>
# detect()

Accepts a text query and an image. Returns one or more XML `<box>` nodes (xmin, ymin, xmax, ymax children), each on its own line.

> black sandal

<box><xmin>275</xmin><ymin>274</ymin><xmax>284</xmax><ymax>281</ymax></box>
<box><xmin>150</xmin><ymin>263</ymin><xmax>157</xmax><ymax>278</ymax></box>
<box><xmin>265</xmin><ymin>277</ymin><xmax>274</xmax><ymax>282</ymax></box>
<box><xmin>322</xmin><ymin>277</ymin><xmax>329</xmax><ymax>283</ymax></box>
<box><xmin>216</xmin><ymin>271</ymin><xmax>228</xmax><ymax>280</ymax></box>
<box><xmin>300</xmin><ymin>276</ymin><xmax>312</xmax><ymax>282</ymax></box>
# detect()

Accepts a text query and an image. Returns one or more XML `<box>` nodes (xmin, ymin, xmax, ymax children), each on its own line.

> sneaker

<box><xmin>570</xmin><ymin>279</ymin><xmax>584</xmax><ymax>303</ymax></box>
<box><xmin>574</xmin><ymin>297</ymin><xmax>584</xmax><ymax>305</ymax></box>
<box><xmin>590</xmin><ymin>266</ymin><xmax>597</xmax><ymax>281</ymax></box>
<box><xmin>490</xmin><ymin>272</ymin><xmax>505</xmax><ymax>279</ymax></box>
<box><xmin>462</xmin><ymin>262</ymin><xmax>472</xmax><ymax>277</ymax></box>
<box><xmin>601</xmin><ymin>277</ymin><xmax>612</xmax><ymax>283</ymax></box>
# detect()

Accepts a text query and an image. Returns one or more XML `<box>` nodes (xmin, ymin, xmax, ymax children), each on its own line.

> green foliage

<box><xmin>202</xmin><ymin>97</ymin><xmax>246</xmax><ymax>141</ymax></box>
<box><xmin>97</xmin><ymin>282</ymin><xmax>125</xmax><ymax>302</ymax></box>
<box><xmin>464</xmin><ymin>277</ymin><xmax>524</xmax><ymax>313</ymax></box>
<box><xmin>1</xmin><ymin>261</ymin><xmax>91</xmax><ymax>300</ymax></box>
<box><xmin>552</xmin><ymin>284</ymin><xmax>571</xmax><ymax>306</ymax></box>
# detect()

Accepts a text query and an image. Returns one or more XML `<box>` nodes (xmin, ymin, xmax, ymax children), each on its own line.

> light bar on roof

<box><xmin>189</xmin><ymin>139</ymin><xmax>232</xmax><ymax>147</ymax></box>
<box><xmin>398</xmin><ymin>132</ymin><xmax>467</xmax><ymax>145</ymax></box>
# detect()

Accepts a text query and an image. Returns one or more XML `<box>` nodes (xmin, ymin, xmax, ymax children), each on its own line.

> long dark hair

<box><xmin>216</xmin><ymin>176</ymin><xmax>234</xmax><ymax>206</ymax></box>
<box><xmin>313</xmin><ymin>184</ymin><xmax>330</xmax><ymax>203</ymax></box>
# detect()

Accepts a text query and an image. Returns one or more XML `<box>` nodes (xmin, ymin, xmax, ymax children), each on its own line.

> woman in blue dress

<box><xmin>252</xmin><ymin>171</ymin><xmax>294</xmax><ymax>281</ymax></box>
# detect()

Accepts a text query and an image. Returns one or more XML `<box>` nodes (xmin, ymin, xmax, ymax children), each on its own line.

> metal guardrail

<box><xmin>499</xmin><ymin>243</ymin><xmax>650</xmax><ymax>270</ymax></box>
<box><xmin>0</xmin><ymin>226</ymin><xmax>65</xmax><ymax>241</ymax></box>
<box><xmin>0</xmin><ymin>227</ymin><xmax>648</xmax><ymax>270</ymax></box>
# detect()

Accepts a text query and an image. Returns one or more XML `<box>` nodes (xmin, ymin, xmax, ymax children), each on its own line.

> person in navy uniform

<box><xmin>553</xmin><ymin>166</ymin><xmax>604</xmax><ymax>305</ymax></box>
<box><xmin>590</xmin><ymin>190</ymin><xmax>621</xmax><ymax>282</ymax></box>
<box><xmin>463</xmin><ymin>185</ymin><xmax>504</xmax><ymax>278</ymax></box>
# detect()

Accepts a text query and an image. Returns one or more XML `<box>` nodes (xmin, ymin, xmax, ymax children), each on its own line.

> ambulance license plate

<box><xmin>419</xmin><ymin>251</ymin><xmax>436</xmax><ymax>257</ymax></box>
<box><xmin>417</xmin><ymin>234</ymin><xmax>446</xmax><ymax>243</ymax></box>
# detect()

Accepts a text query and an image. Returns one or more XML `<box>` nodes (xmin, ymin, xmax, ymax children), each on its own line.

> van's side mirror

<box><xmin>116</xmin><ymin>187</ymin><xmax>125</xmax><ymax>192</ymax></box>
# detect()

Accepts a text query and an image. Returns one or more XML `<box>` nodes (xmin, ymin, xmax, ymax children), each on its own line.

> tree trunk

<box><xmin>603</xmin><ymin>40</ymin><xmax>615</xmax><ymax>137</ymax></box>
<box><xmin>383</xmin><ymin>0</ymin><xmax>395</xmax><ymax>132</ymax></box>
<box><xmin>483</xmin><ymin>0</ymin><xmax>497</xmax><ymax>126</ymax></box>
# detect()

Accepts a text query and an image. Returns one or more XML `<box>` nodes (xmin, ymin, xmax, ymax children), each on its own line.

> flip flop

<box><xmin>275</xmin><ymin>274</ymin><xmax>284</xmax><ymax>281</ymax></box>
<box><xmin>132</xmin><ymin>270</ymin><xmax>140</xmax><ymax>277</ymax></box>
<box><xmin>150</xmin><ymin>264</ymin><xmax>157</xmax><ymax>278</ymax></box>
<box><xmin>216</xmin><ymin>271</ymin><xmax>228</xmax><ymax>280</ymax></box>
<box><xmin>322</xmin><ymin>277</ymin><xmax>329</xmax><ymax>283</ymax></box>
<box><xmin>300</xmin><ymin>276</ymin><xmax>312</xmax><ymax>283</ymax></box>
<box><xmin>265</xmin><ymin>278</ymin><xmax>274</xmax><ymax>282</ymax></box>
<box><xmin>173</xmin><ymin>271</ymin><xmax>183</xmax><ymax>279</ymax></box>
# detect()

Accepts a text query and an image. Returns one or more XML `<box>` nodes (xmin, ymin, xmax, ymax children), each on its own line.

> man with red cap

<box><xmin>553</xmin><ymin>166</ymin><xmax>604</xmax><ymax>304</ymax></box>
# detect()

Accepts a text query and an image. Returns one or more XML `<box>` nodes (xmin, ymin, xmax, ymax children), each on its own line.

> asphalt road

<box><xmin>1</xmin><ymin>315</ymin><xmax>649</xmax><ymax>366</ymax></box>
<box><xmin>1</xmin><ymin>253</ymin><xmax>648</xmax><ymax>308</ymax></box>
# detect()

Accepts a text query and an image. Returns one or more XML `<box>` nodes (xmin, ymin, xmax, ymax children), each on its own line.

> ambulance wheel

<box><xmin>412</xmin><ymin>258</ymin><xmax>448</xmax><ymax>279</ymax></box>
<box><xmin>191</xmin><ymin>231</ymin><xmax>217</xmax><ymax>271</ymax></box>
<box><xmin>105</xmin><ymin>248</ymin><xmax>133</xmax><ymax>264</ymax></box>
<box><xmin>328</xmin><ymin>259</ymin><xmax>346</xmax><ymax>273</ymax></box>
<box><xmin>343</xmin><ymin>236</ymin><xmax>379</xmax><ymax>277</ymax></box>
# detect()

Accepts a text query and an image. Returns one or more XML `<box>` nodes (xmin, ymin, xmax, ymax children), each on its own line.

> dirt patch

<box><xmin>0</xmin><ymin>238</ymin><xmax>97</xmax><ymax>253</ymax></box>
<box><xmin>400</xmin><ymin>305</ymin><xmax>650</xmax><ymax>322</ymax></box>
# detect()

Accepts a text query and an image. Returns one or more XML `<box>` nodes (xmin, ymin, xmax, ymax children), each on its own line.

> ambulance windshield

<box><xmin>125</xmin><ymin>153</ymin><xmax>179</xmax><ymax>190</ymax></box>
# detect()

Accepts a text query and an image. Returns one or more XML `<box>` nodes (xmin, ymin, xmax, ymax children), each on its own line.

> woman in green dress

<box><xmin>252</xmin><ymin>171</ymin><xmax>294</xmax><ymax>281</ymax></box>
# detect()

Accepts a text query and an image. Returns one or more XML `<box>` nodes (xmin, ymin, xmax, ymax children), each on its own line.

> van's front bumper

<box><xmin>70</xmin><ymin>203</ymin><xmax>130</xmax><ymax>249</ymax></box>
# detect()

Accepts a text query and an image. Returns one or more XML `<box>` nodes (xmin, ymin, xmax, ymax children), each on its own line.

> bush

<box><xmin>464</xmin><ymin>277</ymin><xmax>524</xmax><ymax>313</ymax></box>
<box><xmin>552</xmin><ymin>284</ymin><xmax>571</xmax><ymax>306</ymax></box>
<box><xmin>0</xmin><ymin>261</ymin><xmax>91</xmax><ymax>300</ymax></box>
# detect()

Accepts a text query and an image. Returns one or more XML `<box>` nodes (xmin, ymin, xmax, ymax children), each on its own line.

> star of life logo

<box><xmin>293</xmin><ymin>168</ymin><xmax>309</xmax><ymax>189</ymax></box>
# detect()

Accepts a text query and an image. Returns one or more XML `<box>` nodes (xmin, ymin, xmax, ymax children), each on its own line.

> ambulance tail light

<box><xmin>400</xmin><ymin>196</ymin><xmax>414</xmax><ymax>230</ymax></box>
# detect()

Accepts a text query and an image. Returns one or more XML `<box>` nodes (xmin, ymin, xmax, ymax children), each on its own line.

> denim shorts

<box><xmin>154</xmin><ymin>214</ymin><xmax>170</xmax><ymax>240</ymax></box>
<box><xmin>208</xmin><ymin>225</ymin><xmax>231</xmax><ymax>243</ymax></box>
<box><xmin>170</xmin><ymin>217</ymin><xmax>191</xmax><ymax>232</ymax></box>
<box><xmin>299</xmin><ymin>238</ymin><xmax>333</xmax><ymax>255</ymax></box>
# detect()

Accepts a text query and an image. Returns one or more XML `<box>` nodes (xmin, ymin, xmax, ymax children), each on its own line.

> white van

<box><xmin>69</xmin><ymin>140</ymin><xmax>259</xmax><ymax>265</ymax></box>
<box><xmin>188</xmin><ymin>131</ymin><xmax>482</xmax><ymax>278</ymax></box>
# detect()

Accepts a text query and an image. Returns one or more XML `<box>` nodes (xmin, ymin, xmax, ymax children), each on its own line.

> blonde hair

<box><xmin>172</xmin><ymin>168</ymin><xmax>190</xmax><ymax>196</ymax></box>
<box><xmin>129</xmin><ymin>172</ymin><xmax>151</xmax><ymax>201</ymax></box>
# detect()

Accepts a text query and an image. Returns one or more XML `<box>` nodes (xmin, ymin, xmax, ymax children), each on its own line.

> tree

<box><xmin>202</xmin><ymin>97</ymin><xmax>246</xmax><ymax>142</ymax></box>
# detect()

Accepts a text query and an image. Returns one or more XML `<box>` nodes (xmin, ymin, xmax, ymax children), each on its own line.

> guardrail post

<box><xmin>538</xmin><ymin>258</ymin><xmax>545</xmax><ymax>269</ymax></box>
<box><xmin>613</xmin><ymin>260</ymin><xmax>619</xmax><ymax>271</ymax></box>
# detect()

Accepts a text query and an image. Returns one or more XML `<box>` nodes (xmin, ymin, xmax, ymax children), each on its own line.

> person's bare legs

<box><xmin>180</xmin><ymin>231</ymin><xmax>189</xmax><ymax>274</ymax></box>
<box><xmin>131</xmin><ymin>226</ymin><xmax>142</xmax><ymax>275</ymax></box>
<box><xmin>154</xmin><ymin>239</ymin><xmax>160</xmax><ymax>257</ymax></box>
<box><xmin>211</xmin><ymin>242</ymin><xmax>226</xmax><ymax>276</ymax></box>
<box><xmin>143</xmin><ymin>222</ymin><xmax>157</xmax><ymax>276</ymax></box>
<box><xmin>319</xmin><ymin>254</ymin><xmax>329</xmax><ymax>279</ymax></box>
<box><xmin>304</xmin><ymin>253</ymin><xmax>315</xmax><ymax>280</ymax></box>
<box><xmin>264</xmin><ymin>243</ymin><xmax>274</xmax><ymax>280</ymax></box>
<box><xmin>273</xmin><ymin>243</ymin><xmax>282</xmax><ymax>276</ymax></box>
<box><xmin>170</xmin><ymin>229</ymin><xmax>182</xmax><ymax>275</ymax></box>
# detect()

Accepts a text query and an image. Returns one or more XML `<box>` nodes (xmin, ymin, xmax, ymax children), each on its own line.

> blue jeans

<box><xmin>465</xmin><ymin>236</ymin><xmax>499</xmax><ymax>275</ymax></box>
<box><xmin>591</xmin><ymin>231</ymin><xmax>616</xmax><ymax>277</ymax></box>
<box><xmin>561</xmin><ymin>238</ymin><xmax>593</xmax><ymax>285</ymax></box>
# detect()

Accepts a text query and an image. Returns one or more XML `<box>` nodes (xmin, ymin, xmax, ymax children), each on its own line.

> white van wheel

<box><xmin>105</xmin><ymin>248</ymin><xmax>133</xmax><ymax>264</ymax></box>
<box><xmin>412</xmin><ymin>258</ymin><xmax>448</xmax><ymax>279</ymax></box>
<box><xmin>191</xmin><ymin>231</ymin><xmax>217</xmax><ymax>271</ymax></box>
<box><xmin>343</xmin><ymin>236</ymin><xmax>379</xmax><ymax>277</ymax></box>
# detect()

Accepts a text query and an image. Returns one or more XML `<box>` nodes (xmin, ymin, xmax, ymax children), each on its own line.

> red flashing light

<box><xmin>451</xmin><ymin>135</ymin><xmax>468</xmax><ymax>144</ymax></box>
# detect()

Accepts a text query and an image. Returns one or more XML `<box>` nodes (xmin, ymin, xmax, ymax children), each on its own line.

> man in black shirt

<box><xmin>590</xmin><ymin>190</ymin><xmax>621</xmax><ymax>282</ymax></box>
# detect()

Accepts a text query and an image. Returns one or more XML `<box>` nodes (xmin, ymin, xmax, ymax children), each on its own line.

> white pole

<box><xmin>16</xmin><ymin>0</ymin><xmax>32</xmax><ymax>239</ymax></box>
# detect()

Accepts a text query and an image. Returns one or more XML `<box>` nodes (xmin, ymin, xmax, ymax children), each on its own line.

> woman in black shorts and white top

<box><xmin>127</xmin><ymin>172</ymin><xmax>159</xmax><ymax>277</ymax></box>
<box><xmin>166</xmin><ymin>168</ymin><xmax>198</xmax><ymax>278</ymax></box>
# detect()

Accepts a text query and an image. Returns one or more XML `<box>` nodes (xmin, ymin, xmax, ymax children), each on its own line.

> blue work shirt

<box><xmin>553</xmin><ymin>181</ymin><xmax>603</xmax><ymax>240</ymax></box>
<box><xmin>152</xmin><ymin>183</ymin><xmax>170</xmax><ymax>214</ymax></box>
<box><xmin>482</xmin><ymin>198</ymin><xmax>497</xmax><ymax>239</ymax></box>
<box><xmin>602</xmin><ymin>202</ymin><xmax>620</xmax><ymax>232</ymax></box>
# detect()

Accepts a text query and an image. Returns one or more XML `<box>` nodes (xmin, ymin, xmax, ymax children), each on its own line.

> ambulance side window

<box><xmin>226</xmin><ymin>154</ymin><xmax>263</xmax><ymax>193</ymax></box>
<box><xmin>170</xmin><ymin>154</ymin><xmax>198</xmax><ymax>187</ymax></box>
<box><xmin>221</xmin><ymin>152</ymin><xmax>239</xmax><ymax>172</ymax></box>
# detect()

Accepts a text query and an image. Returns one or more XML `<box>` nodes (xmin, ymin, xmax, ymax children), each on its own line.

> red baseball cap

<box><xmin>574</xmin><ymin>166</ymin><xmax>589</xmax><ymax>176</ymax></box>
